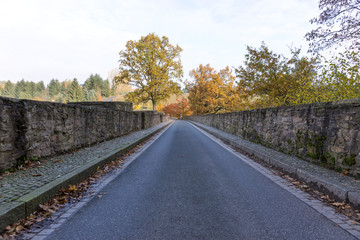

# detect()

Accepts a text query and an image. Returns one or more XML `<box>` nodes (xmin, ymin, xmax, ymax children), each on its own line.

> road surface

<box><xmin>48</xmin><ymin>120</ymin><xmax>356</xmax><ymax>240</ymax></box>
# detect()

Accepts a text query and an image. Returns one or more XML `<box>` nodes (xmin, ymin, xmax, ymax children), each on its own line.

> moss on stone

<box><xmin>344</xmin><ymin>154</ymin><xmax>356</xmax><ymax>166</ymax></box>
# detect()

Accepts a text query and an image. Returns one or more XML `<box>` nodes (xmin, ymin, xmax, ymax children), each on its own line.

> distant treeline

<box><xmin>0</xmin><ymin>74</ymin><xmax>115</xmax><ymax>103</ymax></box>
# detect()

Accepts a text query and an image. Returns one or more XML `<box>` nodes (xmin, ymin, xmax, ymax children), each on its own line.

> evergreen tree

<box><xmin>83</xmin><ymin>74</ymin><xmax>104</xmax><ymax>93</ymax></box>
<box><xmin>84</xmin><ymin>88</ymin><xmax>98</xmax><ymax>101</ymax></box>
<box><xmin>102</xmin><ymin>80</ymin><xmax>111</xmax><ymax>97</ymax></box>
<box><xmin>27</xmin><ymin>81</ymin><xmax>37</xmax><ymax>98</ymax></box>
<box><xmin>2</xmin><ymin>81</ymin><xmax>15</xmax><ymax>97</ymax></box>
<box><xmin>14</xmin><ymin>79</ymin><xmax>27</xmax><ymax>98</ymax></box>
<box><xmin>18</xmin><ymin>91</ymin><xmax>31</xmax><ymax>99</ymax></box>
<box><xmin>36</xmin><ymin>81</ymin><xmax>45</xmax><ymax>93</ymax></box>
<box><xmin>48</xmin><ymin>79</ymin><xmax>61</xmax><ymax>97</ymax></box>
<box><xmin>60</xmin><ymin>81</ymin><xmax>67</xmax><ymax>94</ymax></box>
<box><xmin>66</xmin><ymin>78</ymin><xmax>84</xmax><ymax>102</ymax></box>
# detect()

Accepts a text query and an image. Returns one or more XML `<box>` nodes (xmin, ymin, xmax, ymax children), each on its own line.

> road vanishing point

<box><xmin>46</xmin><ymin>121</ymin><xmax>356</xmax><ymax>240</ymax></box>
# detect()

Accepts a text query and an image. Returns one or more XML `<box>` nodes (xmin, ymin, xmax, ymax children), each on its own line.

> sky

<box><xmin>0</xmin><ymin>0</ymin><xmax>320</xmax><ymax>85</ymax></box>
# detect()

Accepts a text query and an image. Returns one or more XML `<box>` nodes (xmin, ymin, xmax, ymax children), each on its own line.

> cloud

<box><xmin>0</xmin><ymin>0</ymin><xmax>319</xmax><ymax>84</ymax></box>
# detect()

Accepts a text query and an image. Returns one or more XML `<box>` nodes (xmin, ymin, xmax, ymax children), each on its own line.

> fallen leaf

<box><xmin>39</xmin><ymin>204</ymin><xmax>49</xmax><ymax>211</ymax></box>
<box><xmin>32</xmin><ymin>173</ymin><xmax>42</xmax><ymax>177</ymax></box>
<box><xmin>350</xmin><ymin>220</ymin><xmax>358</xmax><ymax>225</ymax></box>
<box><xmin>331</xmin><ymin>202</ymin><xmax>344</xmax><ymax>207</ymax></box>
<box><xmin>15</xmin><ymin>225</ymin><xmax>24</xmax><ymax>233</ymax></box>
<box><xmin>68</xmin><ymin>185</ymin><xmax>78</xmax><ymax>191</ymax></box>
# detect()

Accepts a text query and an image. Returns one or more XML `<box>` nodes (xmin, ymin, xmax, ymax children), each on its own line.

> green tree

<box><xmin>14</xmin><ymin>79</ymin><xmax>27</xmax><ymax>98</ymax></box>
<box><xmin>316</xmin><ymin>50</ymin><xmax>360</xmax><ymax>101</ymax></box>
<box><xmin>102</xmin><ymin>79</ymin><xmax>111</xmax><ymax>97</ymax></box>
<box><xmin>114</xmin><ymin>33</ymin><xmax>183</xmax><ymax>110</ymax></box>
<box><xmin>48</xmin><ymin>79</ymin><xmax>61</xmax><ymax>97</ymax></box>
<box><xmin>18</xmin><ymin>91</ymin><xmax>31</xmax><ymax>100</ymax></box>
<box><xmin>235</xmin><ymin>43</ymin><xmax>318</xmax><ymax>108</ymax></box>
<box><xmin>2</xmin><ymin>81</ymin><xmax>15</xmax><ymax>97</ymax></box>
<box><xmin>83</xmin><ymin>74</ymin><xmax>103</xmax><ymax>93</ymax></box>
<box><xmin>36</xmin><ymin>81</ymin><xmax>45</xmax><ymax>93</ymax></box>
<box><xmin>27</xmin><ymin>81</ymin><xmax>37</xmax><ymax>98</ymax></box>
<box><xmin>66</xmin><ymin>78</ymin><xmax>84</xmax><ymax>102</ymax></box>
<box><xmin>84</xmin><ymin>88</ymin><xmax>98</xmax><ymax>101</ymax></box>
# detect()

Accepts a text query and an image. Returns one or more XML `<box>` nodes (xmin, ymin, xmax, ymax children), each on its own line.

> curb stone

<box><xmin>188</xmin><ymin>121</ymin><xmax>360</xmax><ymax>210</ymax></box>
<box><xmin>0</xmin><ymin>121</ymin><xmax>172</xmax><ymax>233</ymax></box>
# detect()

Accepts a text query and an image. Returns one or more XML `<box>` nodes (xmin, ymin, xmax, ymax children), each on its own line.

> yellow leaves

<box><xmin>118</xmin><ymin>33</ymin><xmax>183</xmax><ymax>109</ymax></box>
<box><xmin>68</xmin><ymin>185</ymin><xmax>78</xmax><ymax>191</ymax></box>
<box><xmin>188</xmin><ymin>64</ymin><xmax>242</xmax><ymax>115</ymax></box>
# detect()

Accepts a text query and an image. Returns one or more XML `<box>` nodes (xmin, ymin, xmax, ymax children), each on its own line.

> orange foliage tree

<box><xmin>187</xmin><ymin>64</ymin><xmax>245</xmax><ymax>115</ymax></box>
<box><xmin>163</xmin><ymin>98</ymin><xmax>192</xmax><ymax>118</ymax></box>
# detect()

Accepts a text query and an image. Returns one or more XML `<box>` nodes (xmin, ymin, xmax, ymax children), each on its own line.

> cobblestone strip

<box><xmin>189</xmin><ymin>121</ymin><xmax>360</xmax><ymax>239</ymax></box>
<box><xmin>0</xmin><ymin>121</ymin><xmax>172</xmax><ymax>232</ymax></box>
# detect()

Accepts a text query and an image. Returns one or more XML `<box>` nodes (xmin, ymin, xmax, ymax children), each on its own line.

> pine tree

<box><xmin>14</xmin><ymin>79</ymin><xmax>27</xmax><ymax>98</ymax></box>
<box><xmin>48</xmin><ymin>79</ymin><xmax>61</xmax><ymax>97</ymax></box>
<box><xmin>36</xmin><ymin>81</ymin><xmax>45</xmax><ymax>93</ymax></box>
<box><xmin>27</xmin><ymin>81</ymin><xmax>37</xmax><ymax>98</ymax></box>
<box><xmin>66</xmin><ymin>78</ymin><xmax>84</xmax><ymax>102</ymax></box>
<box><xmin>2</xmin><ymin>81</ymin><xmax>15</xmax><ymax>97</ymax></box>
<box><xmin>102</xmin><ymin>80</ymin><xmax>111</xmax><ymax>97</ymax></box>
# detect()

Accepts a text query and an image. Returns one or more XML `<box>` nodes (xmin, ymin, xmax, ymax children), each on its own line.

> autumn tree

<box><xmin>188</xmin><ymin>64</ymin><xmax>242</xmax><ymax>115</ymax></box>
<box><xmin>305</xmin><ymin>0</ymin><xmax>360</xmax><ymax>52</ymax></box>
<box><xmin>66</xmin><ymin>78</ymin><xmax>84</xmax><ymax>102</ymax></box>
<box><xmin>108</xmin><ymin>68</ymin><xmax>132</xmax><ymax>95</ymax></box>
<box><xmin>114</xmin><ymin>33</ymin><xmax>183</xmax><ymax>110</ymax></box>
<box><xmin>235</xmin><ymin>43</ymin><xmax>318</xmax><ymax>108</ymax></box>
<box><xmin>163</xmin><ymin>98</ymin><xmax>192</xmax><ymax>118</ymax></box>
<box><xmin>316</xmin><ymin>50</ymin><xmax>360</xmax><ymax>101</ymax></box>
<box><xmin>162</xmin><ymin>103</ymin><xmax>178</xmax><ymax>118</ymax></box>
<box><xmin>176</xmin><ymin>98</ymin><xmax>192</xmax><ymax>117</ymax></box>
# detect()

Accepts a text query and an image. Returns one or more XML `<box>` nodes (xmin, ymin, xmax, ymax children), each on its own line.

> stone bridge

<box><xmin>187</xmin><ymin>98</ymin><xmax>360</xmax><ymax>177</ymax></box>
<box><xmin>1</xmin><ymin>97</ymin><xmax>360</xmax><ymax>238</ymax></box>
<box><xmin>0</xmin><ymin>97</ymin><xmax>169</xmax><ymax>170</ymax></box>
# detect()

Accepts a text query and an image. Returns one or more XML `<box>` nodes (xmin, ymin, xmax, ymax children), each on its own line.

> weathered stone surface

<box><xmin>0</xmin><ymin>97</ymin><xmax>169</xmax><ymax>169</ymax></box>
<box><xmin>187</xmin><ymin>98</ymin><xmax>360</xmax><ymax>175</ymax></box>
<box><xmin>67</xmin><ymin>101</ymin><xmax>133</xmax><ymax>112</ymax></box>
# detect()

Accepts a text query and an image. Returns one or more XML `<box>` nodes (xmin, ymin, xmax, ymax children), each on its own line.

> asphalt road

<box><xmin>48</xmin><ymin>120</ymin><xmax>356</xmax><ymax>240</ymax></box>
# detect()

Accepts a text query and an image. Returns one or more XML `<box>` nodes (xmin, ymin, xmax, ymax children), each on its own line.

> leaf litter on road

<box><xmin>0</xmin><ymin>141</ymin><xmax>146</xmax><ymax>239</ymax></box>
<box><xmin>226</xmin><ymin>142</ymin><xmax>360</xmax><ymax>224</ymax></box>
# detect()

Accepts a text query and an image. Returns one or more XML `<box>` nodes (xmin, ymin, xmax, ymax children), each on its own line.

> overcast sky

<box><xmin>0</xmin><ymin>0</ymin><xmax>320</xmax><ymax>85</ymax></box>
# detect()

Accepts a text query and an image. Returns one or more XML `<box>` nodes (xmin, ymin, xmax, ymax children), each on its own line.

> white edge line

<box><xmin>186</xmin><ymin>121</ymin><xmax>360</xmax><ymax>239</ymax></box>
<box><xmin>38</xmin><ymin>122</ymin><xmax>174</xmax><ymax>239</ymax></box>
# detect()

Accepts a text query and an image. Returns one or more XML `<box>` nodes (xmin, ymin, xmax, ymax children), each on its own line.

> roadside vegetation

<box><xmin>1</xmin><ymin>0</ymin><xmax>359</xmax><ymax>115</ymax></box>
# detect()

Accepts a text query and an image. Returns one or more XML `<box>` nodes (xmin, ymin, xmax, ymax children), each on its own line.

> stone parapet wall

<box><xmin>187</xmin><ymin>98</ymin><xmax>360</xmax><ymax>176</ymax></box>
<box><xmin>68</xmin><ymin>101</ymin><xmax>133</xmax><ymax>112</ymax></box>
<box><xmin>0</xmin><ymin>97</ymin><xmax>168</xmax><ymax>169</ymax></box>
